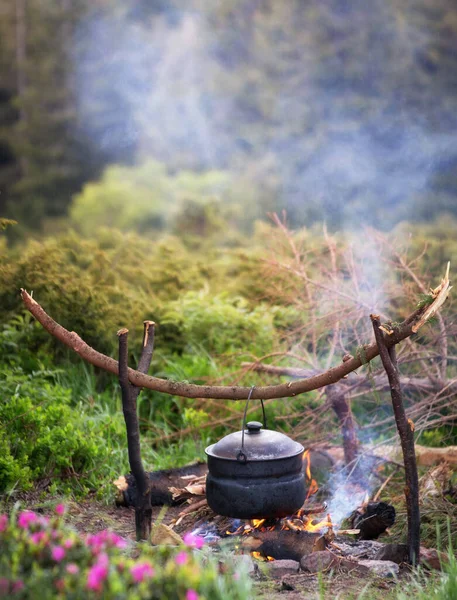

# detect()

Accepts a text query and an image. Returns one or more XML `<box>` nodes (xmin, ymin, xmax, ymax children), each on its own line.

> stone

<box><xmin>300</xmin><ymin>550</ymin><xmax>338</xmax><ymax>573</ymax></box>
<box><xmin>232</xmin><ymin>554</ymin><xmax>256</xmax><ymax>574</ymax></box>
<box><xmin>337</xmin><ymin>539</ymin><xmax>384</xmax><ymax>560</ymax></box>
<box><xmin>263</xmin><ymin>559</ymin><xmax>300</xmax><ymax>578</ymax></box>
<box><xmin>374</xmin><ymin>543</ymin><xmax>409</xmax><ymax>564</ymax></box>
<box><xmin>150</xmin><ymin>524</ymin><xmax>182</xmax><ymax>546</ymax></box>
<box><xmin>340</xmin><ymin>558</ymin><xmax>370</xmax><ymax>574</ymax></box>
<box><xmin>358</xmin><ymin>559</ymin><xmax>400</xmax><ymax>577</ymax></box>
<box><xmin>420</xmin><ymin>547</ymin><xmax>448</xmax><ymax>570</ymax></box>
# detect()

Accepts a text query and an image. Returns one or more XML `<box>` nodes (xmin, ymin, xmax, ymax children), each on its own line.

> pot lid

<box><xmin>205</xmin><ymin>421</ymin><xmax>304</xmax><ymax>462</ymax></box>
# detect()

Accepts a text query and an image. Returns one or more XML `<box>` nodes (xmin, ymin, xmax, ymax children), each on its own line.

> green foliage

<box><xmin>0</xmin><ymin>366</ymin><xmax>126</xmax><ymax>495</ymax></box>
<box><xmin>0</xmin><ymin>509</ymin><xmax>252</xmax><ymax>599</ymax></box>
<box><xmin>70</xmin><ymin>159</ymin><xmax>264</xmax><ymax>243</ymax></box>
<box><xmin>0</xmin><ymin>218</ymin><xmax>17</xmax><ymax>230</ymax></box>
<box><xmin>396</xmin><ymin>547</ymin><xmax>457</xmax><ymax>599</ymax></box>
<box><xmin>0</xmin><ymin>229</ymin><xmax>276</xmax><ymax>360</ymax></box>
<box><xmin>0</xmin><ymin>230</ymin><xmax>214</xmax><ymax>357</ymax></box>
<box><xmin>417</xmin><ymin>293</ymin><xmax>435</xmax><ymax>309</ymax></box>
<box><xmin>162</xmin><ymin>290</ymin><xmax>277</xmax><ymax>356</ymax></box>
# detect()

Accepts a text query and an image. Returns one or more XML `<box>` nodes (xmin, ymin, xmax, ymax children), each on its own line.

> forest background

<box><xmin>1</xmin><ymin>0</ymin><xmax>457</xmax><ymax>527</ymax></box>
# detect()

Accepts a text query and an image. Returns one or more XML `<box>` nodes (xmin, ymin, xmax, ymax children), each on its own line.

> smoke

<box><xmin>71</xmin><ymin>1</ymin><xmax>457</xmax><ymax>229</ymax></box>
<box><xmin>324</xmin><ymin>453</ymin><xmax>381</xmax><ymax>527</ymax></box>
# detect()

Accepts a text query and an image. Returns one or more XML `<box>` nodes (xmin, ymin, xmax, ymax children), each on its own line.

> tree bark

<box><xmin>326</xmin><ymin>385</ymin><xmax>359</xmax><ymax>468</ymax></box>
<box><xmin>371</xmin><ymin>315</ymin><xmax>420</xmax><ymax>565</ymax></box>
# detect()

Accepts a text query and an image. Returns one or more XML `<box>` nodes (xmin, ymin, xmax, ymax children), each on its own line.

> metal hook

<box><xmin>237</xmin><ymin>385</ymin><xmax>267</xmax><ymax>463</ymax></box>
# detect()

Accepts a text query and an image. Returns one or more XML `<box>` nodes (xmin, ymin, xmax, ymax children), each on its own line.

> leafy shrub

<box><xmin>162</xmin><ymin>290</ymin><xmax>277</xmax><ymax>356</ymax></box>
<box><xmin>70</xmin><ymin>159</ymin><xmax>266</xmax><ymax>241</ymax></box>
<box><xmin>0</xmin><ymin>366</ymin><xmax>126</xmax><ymax>496</ymax></box>
<box><xmin>0</xmin><ymin>230</ymin><xmax>220</xmax><ymax>357</ymax></box>
<box><xmin>0</xmin><ymin>507</ymin><xmax>252</xmax><ymax>599</ymax></box>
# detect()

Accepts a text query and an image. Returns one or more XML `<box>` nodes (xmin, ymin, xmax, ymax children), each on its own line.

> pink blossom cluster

<box><xmin>85</xmin><ymin>530</ymin><xmax>128</xmax><ymax>551</ymax></box>
<box><xmin>183</xmin><ymin>532</ymin><xmax>205</xmax><ymax>549</ymax></box>
<box><xmin>87</xmin><ymin>552</ymin><xmax>109</xmax><ymax>591</ymax></box>
<box><xmin>0</xmin><ymin>508</ymin><xmax>209</xmax><ymax>600</ymax></box>
<box><xmin>0</xmin><ymin>577</ymin><xmax>24</xmax><ymax>595</ymax></box>
<box><xmin>130</xmin><ymin>562</ymin><xmax>154</xmax><ymax>583</ymax></box>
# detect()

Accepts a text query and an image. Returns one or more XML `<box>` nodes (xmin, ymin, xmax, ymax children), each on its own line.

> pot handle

<box><xmin>236</xmin><ymin>385</ymin><xmax>266</xmax><ymax>463</ymax></box>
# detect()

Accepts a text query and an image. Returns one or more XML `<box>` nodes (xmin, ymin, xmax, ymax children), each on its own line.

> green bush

<box><xmin>0</xmin><ymin>366</ymin><xmax>126</xmax><ymax>496</ymax></box>
<box><xmin>162</xmin><ymin>290</ymin><xmax>277</xmax><ymax>356</ymax></box>
<box><xmin>0</xmin><ymin>507</ymin><xmax>252</xmax><ymax>599</ymax></box>
<box><xmin>0</xmin><ymin>230</ymin><xmax>220</xmax><ymax>358</ymax></box>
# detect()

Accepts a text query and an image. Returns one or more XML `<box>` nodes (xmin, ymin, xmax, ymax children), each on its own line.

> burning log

<box><xmin>241</xmin><ymin>530</ymin><xmax>326</xmax><ymax>562</ymax></box>
<box><xmin>350</xmin><ymin>502</ymin><xmax>396</xmax><ymax>540</ymax></box>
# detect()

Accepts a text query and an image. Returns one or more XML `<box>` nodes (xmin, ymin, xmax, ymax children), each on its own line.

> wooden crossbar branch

<box><xmin>19</xmin><ymin>273</ymin><xmax>450</xmax><ymax>400</ymax></box>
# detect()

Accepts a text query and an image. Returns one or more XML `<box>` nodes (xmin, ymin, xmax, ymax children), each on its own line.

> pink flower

<box><xmin>0</xmin><ymin>514</ymin><xmax>8</xmax><ymax>532</ymax></box>
<box><xmin>87</xmin><ymin>562</ymin><xmax>108</xmax><ymax>592</ymax></box>
<box><xmin>66</xmin><ymin>563</ymin><xmax>79</xmax><ymax>575</ymax></box>
<box><xmin>30</xmin><ymin>532</ymin><xmax>46</xmax><ymax>545</ymax></box>
<box><xmin>110</xmin><ymin>533</ymin><xmax>127</xmax><ymax>549</ymax></box>
<box><xmin>85</xmin><ymin>530</ymin><xmax>127</xmax><ymax>552</ymax></box>
<box><xmin>130</xmin><ymin>562</ymin><xmax>154</xmax><ymax>583</ymax></box>
<box><xmin>12</xmin><ymin>580</ymin><xmax>24</xmax><ymax>593</ymax></box>
<box><xmin>55</xmin><ymin>504</ymin><xmax>66</xmax><ymax>516</ymax></box>
<box><xmin>18</xmin><ymin>511</ymin><xmax>37</xmax><ymax>529</ymax></box>
<box><xmin>183</xmin><ymin>532</ymin><xmax>204</xmax><ymax>550</ymax></box>
<box><xmin>175</xmin><ymin>551</ymin><xmax>188</xmax><ymax>566</ymax></box>
<box><xmin>63</xmin><ymin>538</ymin><xmax>74</xmax><ymax>549</ymax></box>
<box><xmin>51</xmin><ymin>546</ymin><xmax>65</xmax><ymax>562</ymax></box>
<box><xmin>186</xmin><ymin>590</ymin><xmax>199</xmax><ymax>600</ymax></box>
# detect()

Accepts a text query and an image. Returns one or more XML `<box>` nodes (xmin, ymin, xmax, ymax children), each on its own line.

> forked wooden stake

<box><xmin>117</xmin><ymin>321</ymin><xmax>156</xmax><ymax>541</ymax></box>
<box><xmin>371</xmin><ymin>314</ymin><xmax>420</xmax><ymax>565</ymax></box>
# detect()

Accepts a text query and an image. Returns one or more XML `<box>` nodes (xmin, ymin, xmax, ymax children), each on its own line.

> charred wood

<box><xmin>241</xmin><ymin>530</ymin><xmax>326</xmax><ymax>561</ymax></box>
<box><xmin>116</xmin><ymin>463</ymin><xmax>208</xmax><ymax>507</ymax></box>
<box><xmin>350</xmin><ymin>502</ymin><xmax>396</xmax><ymax>540</ymax></box>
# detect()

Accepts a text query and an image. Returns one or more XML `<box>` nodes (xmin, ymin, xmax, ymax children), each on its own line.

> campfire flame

<box><xmin>224</xmin><ymin>449</ymin><xmax>339</xmax><ymax>561</ymax></box>
<box><xmin>303</xmin><ymin>449</ymin><xmax>319</xmax><ymax>501</ymax></box>
<box><xmin>252</xmin><ymin>551</ymin><xmax>274</xmax><ymax>561</ymax></box>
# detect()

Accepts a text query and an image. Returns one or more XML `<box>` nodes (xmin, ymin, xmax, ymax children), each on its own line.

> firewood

<box><xmin>115</xmin><ymin>463</ymin><xmax>207</xmax><ymax>507</ymax></box>
<box><xmin>350</xmin><ymin>501</ymin><xmax>396</xmax><ymax>540</ymax></box>
<box><xmin>241</xmin><ymin>530</ymin><xmax>326</xmax><ymax>561</ymax></box>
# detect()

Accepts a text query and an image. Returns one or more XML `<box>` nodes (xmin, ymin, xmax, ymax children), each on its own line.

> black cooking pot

<box><xmin>205</xmin><ymin>394</ymin><xmax>305</xmax><ymax>519</ymax></box>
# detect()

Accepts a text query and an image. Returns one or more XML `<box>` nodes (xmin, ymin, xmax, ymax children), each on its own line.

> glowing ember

<box><xmin>251</xmin><ymin>551</ymin><xmax>274</xmax><ymax>562</ymax></box>
<box><xmin>252</xmin><ymin>519</ymin><xmax>266</xmax><ymax>529</ymax></box>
